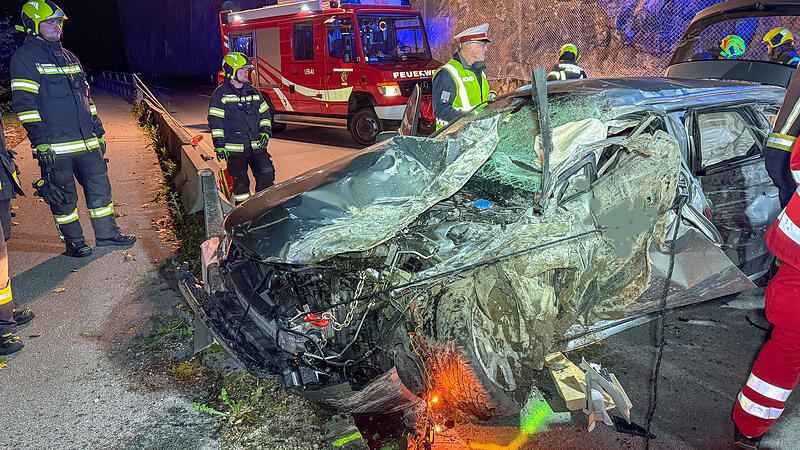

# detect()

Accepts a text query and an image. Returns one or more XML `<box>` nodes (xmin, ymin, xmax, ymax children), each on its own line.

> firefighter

<box><xmin>0</xmin><ymin>117</ymin><xmax>34</xmax><ymax>356</ymax></box>
<box><xmin>432</xmin><ymin>24</ymin><xmax>492</xmax><ymax>130</ymax></box>
<box><xmin>10</xmin><ymin>0</ymin><xmax>135</xmax><ymax>258</ymax></box>
<box><xmin>546</xmin><ymin>44</ymin><xmax>587</xmax><ymax>81</ymax></box>
<box><xmin>763</xmin><ymin>27</ymin><xmax>800</xmax><ymax>67</ymax></box>
<box><xmin>732</xmin><ymin>71</ymin><xmax>800</xmax><ymax>450</ymax></box>
<box><xmin>691</xmin><ymin>34</ymin><xmax>747</xmax><ymax>61</ymax></box>
<box><xmin>764</xmin><ymin>68</ymin><xmax>800</xmax><ymax>209</ymax></box>
<box><xmin>208</xmin><ymin>52</ymin><xmax>274</xmax><ymax>204</ymax></box>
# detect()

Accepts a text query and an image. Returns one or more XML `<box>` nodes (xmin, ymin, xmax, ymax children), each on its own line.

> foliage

<box><xmin>193</xmin><ymin>386</ymin><xmax>266</xmax><ymax>427</ymax></box>
<box><xmin>145</xmin><ymin>319</ymin><xmax>194</xmax><ymax>348</ymax></box>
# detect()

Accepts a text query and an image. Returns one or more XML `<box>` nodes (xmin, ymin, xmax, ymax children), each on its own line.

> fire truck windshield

<box><xmin>357</xmin><ymin>14</ymin><xmax>430</xmax><ymax>63</ymax></box>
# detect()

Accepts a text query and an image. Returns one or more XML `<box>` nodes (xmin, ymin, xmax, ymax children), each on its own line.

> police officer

<box><xmin>764</xmin><ymin>68</ymin><xmax>800</xmax><ymax>209</ymax></box>
<box><xmin>11</xmin><ymin>0</ymin><xmax>135</xmax><ymax>258</ymax></box>
<box><xmin>208</xmin><ymin>52</ymin><xmax>275</xmax><ymax>204</ymax></box>
<box><xmin>547</xmin><ymin>44</ymin><xmax>587</xmax><ymax>81</ymax></box>
<box><xmin>0</xmin><ymin>117</ymin><xmax>34</xmax><ymax>356</ymax></box>
<box><xmin>763</xmin><ymin>27</ymin><xmax>800</xmax><ymax>67</ymax></box>
<box><xmin>432</xmin><ymin>24</ymin><xmax>493</xmax><ymax>131</ymax></box>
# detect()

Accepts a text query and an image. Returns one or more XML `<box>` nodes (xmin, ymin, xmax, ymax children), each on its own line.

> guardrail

<box><xmin>93</xmin><ymin>72</ymin><xmax>230</xmax><ymax>238</ymax></box>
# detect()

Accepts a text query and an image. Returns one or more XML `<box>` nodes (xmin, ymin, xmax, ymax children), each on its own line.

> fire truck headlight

<box><xmin>378</xmin><ymin>82</ymin><xmax>402</xmax><ymax>97</ymax></box>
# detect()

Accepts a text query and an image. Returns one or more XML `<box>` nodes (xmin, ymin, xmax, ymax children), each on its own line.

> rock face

<box><xmin>116</xmin><ymin>0</ymin><xmax>723</xmax><ymax>83</ymax></box>
<box><xmin>116</xmin><ymin>0</ymin><xmax>269</xmax><ymax>78</ymax></box>
<box><xmin>411</xmin><ymin>0</ymin><xmax>724</xmax><ymax>82</ymax></box>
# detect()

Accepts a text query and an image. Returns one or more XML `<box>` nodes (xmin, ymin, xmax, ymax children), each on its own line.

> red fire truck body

<box><xmin>219</xmin><ymin>0</ymin><xmax>439</xmax><ymax>145</ymax></box>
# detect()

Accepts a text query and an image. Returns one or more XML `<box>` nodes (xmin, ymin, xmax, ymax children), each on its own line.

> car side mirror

<box><xmin>376</xmin><ymin>131</ymin><xmax>398</xmax><ymax>143</ymax></box>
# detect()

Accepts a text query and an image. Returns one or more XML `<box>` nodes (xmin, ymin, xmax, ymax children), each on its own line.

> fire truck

<box><xmin>219</xmin><ymin>0</ymin><xmax>440</xmax><ymax>146</ymax></box>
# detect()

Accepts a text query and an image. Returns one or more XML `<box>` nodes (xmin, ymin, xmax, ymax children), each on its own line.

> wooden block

<box><xmin>545</xmin><ymin>352</ymin><xmax>616</xmax><ymax>411</ymax></box>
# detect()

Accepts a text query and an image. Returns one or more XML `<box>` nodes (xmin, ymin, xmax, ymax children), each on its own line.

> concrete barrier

<box><xmin>93</xmin><ymin>72</ymin><xmax>229</xmax><ymax>237</ymax></box>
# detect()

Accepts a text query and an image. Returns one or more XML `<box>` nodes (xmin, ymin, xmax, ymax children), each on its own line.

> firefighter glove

<box><xmin>32</xmin><ymin>178</ymin><xmax>67</xmax><ymax>206</ymax></box>
<box><xmin>98</xmin><ymin>137</ymin><xmax>107</xmax><ymax>156</ymax></box>
<box><xmin>215</xmin><ymin>148</ymin><xmax>228</xmax><ymax>161</ymax></box>
<box><xmin>257</xmin><ymin>133</ymin><xmax>270</xmax><ymax>149</ymax></box>
<box><xmin>35</xmin><ymin>144</ymin><xmax>56</xmax><ymax>167</ymax></box>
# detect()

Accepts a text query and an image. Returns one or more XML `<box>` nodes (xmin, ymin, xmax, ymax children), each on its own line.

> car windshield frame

<box><xmin>356</xmin><ymin>12</ymin><xmax>431</xmax><ymax>63</ymax></box>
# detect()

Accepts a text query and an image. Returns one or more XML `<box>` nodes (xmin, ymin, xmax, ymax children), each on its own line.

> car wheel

<box><xmin>349</xmin><ymin>108</ymin><xmax>381</xmax><ymax>146</ymax></box>
<box><xmin>425</xmin><ymin>278</ymin><xmax>523</xmax><ymax>419</ymax></box>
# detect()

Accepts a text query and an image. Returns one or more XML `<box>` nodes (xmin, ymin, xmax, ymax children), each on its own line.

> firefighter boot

<box><xmin>13</xmin><ymin>308</ymin><xmax>34</xmax><ymax>326</ymax></box>
<box><xmin>64</xmin><ymin>241</ymin><xmax>93</xmax><ymax>258</ymax></box>
<box><xmin>734</xmin><ymin>424</ymin><xmax>762</xmax><ymax>449</ymax></box>
<box><xmin>96</xmin><ymin>233</ymin><xmax>136</xmax><ymax>247</ymax></box>
<box><xmin>0</xmin><ymin>332</ymin><xmax>23</xmax><ymax>356</ymax></box>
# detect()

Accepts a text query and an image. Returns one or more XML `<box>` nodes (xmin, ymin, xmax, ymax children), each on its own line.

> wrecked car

<box><xmin>179</xmin><ymin>74</ymin><xmax>785</xmax><ymax>420</ymax></box>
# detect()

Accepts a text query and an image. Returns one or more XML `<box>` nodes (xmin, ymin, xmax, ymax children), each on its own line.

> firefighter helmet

<box><xmin>559</xmin><ymin>44</ymin><xmax>580</xmax><ymax>63</ymax></box>
<box><xmin>222</xmin><ymin>52</ymin><xmax>254</xmax><ymax>79</ymax></box>
<box><xmin>763</xmin><ymin>27</ymin><xmax>794</xmax><ymax>48</ymax></box>
<box><xmin>17</xmin><ymin>0</ymin><xmax>67</xmax><ymax>36</ymax></box>
<box><xmin>720</xmin><ymin>35</ymin><xmax>746</xmax><ymax>59</ymax></box>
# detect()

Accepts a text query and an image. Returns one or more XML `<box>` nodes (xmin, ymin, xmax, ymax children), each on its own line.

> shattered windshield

<box><xmin>357</xmin><ymin>14</ymin><xmax>431</xmax><ymax>63</ymax></box>
<box><xmin>672</xmin><ymin>16</ymin><xmax>800</xmax><ymax>66</ymax></box>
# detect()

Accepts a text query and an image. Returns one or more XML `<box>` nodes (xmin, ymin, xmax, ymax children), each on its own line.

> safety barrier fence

<box><xmin>95</xmin><ymin>72</ymin><xmax>228</xmax><ymax>239</ymax></box>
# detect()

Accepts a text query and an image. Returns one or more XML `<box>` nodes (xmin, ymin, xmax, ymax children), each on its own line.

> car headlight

<box><xmin>377</xmin><ymin>82</ymin><xmax>402</xmax><ymax>97</ymax></box>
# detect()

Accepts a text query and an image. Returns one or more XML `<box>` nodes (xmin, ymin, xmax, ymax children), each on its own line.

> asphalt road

<box><xmin>1</xmin><ymin>91</ymin><xmax>220</xmax><ymax>449</ymax></box>
<box><xmin>146</xmin><ymin>82</ymin><xmax>363</xmax><ymax>183</ymax></box>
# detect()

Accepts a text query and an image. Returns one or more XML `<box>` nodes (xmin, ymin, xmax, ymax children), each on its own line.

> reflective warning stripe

<box><xmin>233</xmin><ymin>193</ymin><xmax>251</xmax><ymax>202</ymax></box>
<box><xmin>767</xmin><ymin>132</ymin><xmax>796</xmax><ymax>152</ymax></box>
<box><xmin>777</xmin><ymin>210</ymin><xmax>800</xmax><ymax>247</ymax></box>
<box><xmin>208</xmin><ymin>107</ymin><xmax>226</xmax><ymax>118</ymax></box>
<box><xmin>50</xmin><ymin>138</ymin><xmax>100</xmax><ymax>154</ymax></box>
<box><xmin>11</xmin><ymin>79</ymin><xmax>40</xmax><ymax>94</ymax></box>
<box><xmin>17</xmin><ymin>110</ymin><xmax>42</xmax><ymax>123</ymax></box>
<box><xmin>90</xmin><ymin>104</ymin><xmax>98</xmax><ymax>115</ymax></box>
<box><xmin>89</xmin><ymin>202</ymin><xmax>114</xmax><ymax>219</ymax></box>
<box><xmin>747</xmin><ymin>373</ymin><xmax>792</xmax><ymax>402</ymax></box>
<box><xmin>224</xmin><ymin>143</ymin><xmax>244</xmax><ymax>152</ymax></box>
<box><xmin>250</xmin><ymin>141</ymin><xmax>260</xmax><ymax>148</ymax></box>
<box><xmin>54</xmin><ymin>209</ymin><xmax>79</xmax><ymax>225</ymax></box>
<box><xmin>0</xmin><ymin>282</ymin><xmax>12</xmax><ymax>306</ymax></box>
<box><xmin>259</xmin><ymin>102</ymin><xmax>269</xmax><ymax>113</ymax></box>
<box><xmin>221</xmin><ymin>94</ymin><xmax>261</xmax><ymax>104</ymax></box>
<box><xmin>782</xmin><ymin>98</ymin><xmax>800</xmax><ymax>136</ymax></box>
<box><xmin>211</xmin><ymin>129</ymin><xmax>225</xmax><ymax>138</ymax></box>
<box><xmin>36</xmin><ymin>64</ymin><xmax>81</xmax><ymax>75</ymax></box>
<box><xmin>259</xmin><ymin>119</ymin><xmax>271</xmax><ymax>127</ymax></box>
<box><xmin>794</xmin><ymin>168</ymin><xmax>800</xmax><ymax>185</ymax></box>
<box><xmin>440</xmin><ymin>64</ymin><xmax>472</xmax><ymax>112</ymax></box>
<box><xmin>738</xmin><ymin>392</ymin><xmax>784</xmax><ymax>419</ymax></box>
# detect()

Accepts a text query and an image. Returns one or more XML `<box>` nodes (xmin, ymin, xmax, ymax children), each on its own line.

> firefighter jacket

<box><xmin>547</xmin><ymin>61</ymin><xmax>587</xmax><ymax>81</ymax></box>
<box><xmin>0</xmin><ymin>119</ymin><xmax>23</xmax><ymax>201</ymax></box>
<box><xmin>432</xmin><ymin>52</ymin><xmax>490</xmax><ymax>130</ymax></box>
<box><xmin>207</xmin><ymin>81</ymin><xmax>272</xmax><ymax>152</ymax></box>
<box><xmin>10</xmin><ymin>36</ymin><xmax>104</xmax><ymax>157</ymax></box>
<box><xmin>765</xmin><ymin>136</ymin><xmax>800</xmax><ymax>269</ymax></box>
<box><xmin>770</xmin><ymin>44</ymin><xmax>800</xmax><ymax>68</ymax></box>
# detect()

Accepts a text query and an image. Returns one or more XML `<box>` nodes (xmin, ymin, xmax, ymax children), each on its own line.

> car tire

<box><xmin>349</xmin><ymin>108</ymin><xmax>381</xmax><ymax>146</ymax></box>
<box><xmin>424</xmin><ymin>278</ymin><xmax>523</xmax><ymax>419</ymax></box>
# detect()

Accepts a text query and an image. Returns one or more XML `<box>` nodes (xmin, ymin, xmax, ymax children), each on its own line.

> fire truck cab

<box><xmin>219</xmin><ymin>0</ymin><xmax>439</xmax><ymax>146</ymax></box>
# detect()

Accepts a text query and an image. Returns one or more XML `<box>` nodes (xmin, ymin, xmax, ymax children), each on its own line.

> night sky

<box><xmin>1</xmin><ymin>0</ymin><xmax>129</xmax><ymax>74</ymax></box>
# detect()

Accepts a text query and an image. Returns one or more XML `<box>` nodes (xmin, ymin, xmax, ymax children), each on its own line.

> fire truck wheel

<box><xmin>349</xmin><ymin>108</ymin><xmax>381</xmax><ymax>146</ymax></box>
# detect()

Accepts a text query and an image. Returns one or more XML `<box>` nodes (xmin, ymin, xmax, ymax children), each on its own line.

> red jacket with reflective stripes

<box><xmin>764</xmin><ymin>138</ymin><xmax>800</xmax><ymax>269</ymax></box>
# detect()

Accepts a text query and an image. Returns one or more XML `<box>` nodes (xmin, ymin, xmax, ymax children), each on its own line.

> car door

<box><xmin>284</xmin><ymin>20</ymin><xmax>323</xmax><ymax>114</ymax></box>
<box><xmin>685</xmin><ymin>105</ymin><xmax>781</xmax><ymax>279</ymax></box>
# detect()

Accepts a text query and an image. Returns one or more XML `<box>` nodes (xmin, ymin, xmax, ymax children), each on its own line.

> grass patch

<box><xmin>134</xmin><ymin>101</ymin><xmax>205</xmax><ymax>275</ymax></box>
<box><xmin>147</xmin><ymin>319</ymin><xmax>194</xmax><ymax>348</ymax></box>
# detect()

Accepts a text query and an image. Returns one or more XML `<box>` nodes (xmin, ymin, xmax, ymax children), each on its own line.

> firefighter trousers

<box><xmin>733</xmin><ymin>263</ymin><xmax>800</xmax><ymax>437</ymax></box>
<box><xmin>0</xmin><ymin>204</ymin><xmax>14</xmax><ymax>335</ymax></box>
<box><xmin>45</xmin><ymin>150</ymin><xmax>119</xmax><ymax>244</ymax></box>
<box><xmin>226</xmin><ymin>147</ymin><xmax>275</xmax><ymax>202</ymax></box>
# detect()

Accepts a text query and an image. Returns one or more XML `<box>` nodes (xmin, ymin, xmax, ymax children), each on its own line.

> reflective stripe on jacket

<box><xmin>765</xmin><ymin>132</ymin><xmax>800</xmax><ymax>268</ymax></box>
<box><xmin>433</xmin><ymin>58</ymin><xmax>490</xmax><ymax>130</ymax></box>
<box><xmin>207</xmin><ymin>81</ymin><xmax>272</xmax><ymax>150</ymax></box>
<box><xmin>10</xmin><ymin>36</ymin><xmax>104</xmax><ymax>156</ymax></box>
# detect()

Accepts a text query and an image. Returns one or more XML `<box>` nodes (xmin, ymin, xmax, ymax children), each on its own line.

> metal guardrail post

<box><xmin>200</xmin><ymin>168</ymin><xmax>226</xmax><ymax>239</ymax></box>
